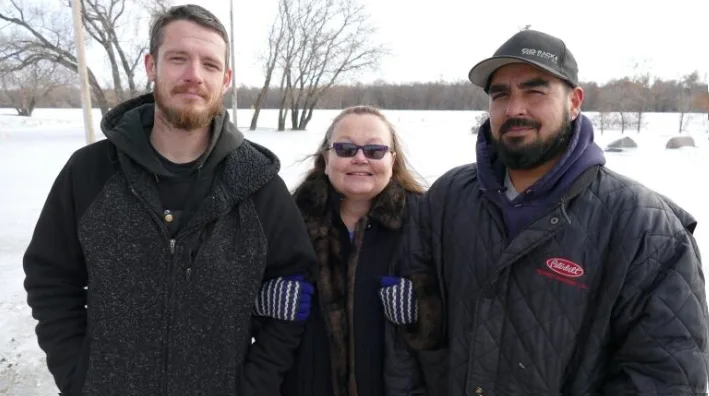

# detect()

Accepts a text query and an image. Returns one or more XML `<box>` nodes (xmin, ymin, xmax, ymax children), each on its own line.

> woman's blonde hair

<box><xmin>302</xmin><ymin>105</ymin><xmax>425</xmax><ymax>194</ymax></box>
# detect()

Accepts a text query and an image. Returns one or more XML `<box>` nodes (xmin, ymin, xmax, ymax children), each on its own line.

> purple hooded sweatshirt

<box><xmin>476</xmin><ymin>114</ymin><xmax>606</xmax><ymax>240</ymax></box>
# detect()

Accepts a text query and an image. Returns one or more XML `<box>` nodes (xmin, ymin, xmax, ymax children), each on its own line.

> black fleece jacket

<box><xmin>23</xmin><ymin>93</ymin><xmax>316</xmax><ymax>396</ymax></box>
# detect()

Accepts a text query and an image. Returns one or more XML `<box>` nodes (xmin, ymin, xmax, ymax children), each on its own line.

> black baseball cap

<box><xmin>468</xmin><ymin>29</ymin><xmax>579</xmax><ymax>92</ymax></box>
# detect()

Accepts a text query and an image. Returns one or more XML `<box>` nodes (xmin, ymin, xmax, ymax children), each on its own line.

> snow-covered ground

<box><xmin>0</xmin><ymin>108</ymin><xmax>707</xmax><ymax>395</ymax></box>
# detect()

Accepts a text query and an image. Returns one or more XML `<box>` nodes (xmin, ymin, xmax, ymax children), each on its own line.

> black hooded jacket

<box><xmin>405</xmin><ymin>116</ymin><xmax>709</xmax><ymax>395</ymax></box>
<box><xmin>22</xmin><ymin>94</ymin><xmax>316</xmax><ymax>396</ymax></box>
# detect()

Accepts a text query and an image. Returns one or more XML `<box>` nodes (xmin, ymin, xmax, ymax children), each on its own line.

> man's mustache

<box><xmin>172</xmin><ymin>85</ymin><xmax>209</xmax><ymax>99</ymax></box>
<box><xmin>500</xmin><ymin>118</ymin><xmax>541</xmax><ymax>135</ymax></box>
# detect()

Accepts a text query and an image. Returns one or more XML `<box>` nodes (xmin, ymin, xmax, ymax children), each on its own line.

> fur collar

<box><xmin>293</xmin><ymin>171</ymin><xmax>408</xmax><ymax>230</ymax></box>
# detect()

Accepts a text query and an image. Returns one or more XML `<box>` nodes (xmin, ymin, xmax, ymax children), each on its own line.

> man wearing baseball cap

<box><xmin>402</xmin><ymin>29</ymin><xmax>709</xmax><ymax>395</ymax></box>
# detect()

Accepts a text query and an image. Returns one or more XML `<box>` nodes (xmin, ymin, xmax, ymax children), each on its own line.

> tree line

<box><xmin>234</xmin><ymin>75</ymin><xmax>708</xmax><ymax>113</ymax></box>
<box><xmin>3</xmin><ymin>75</ymin><xmax>706</xmax><ymax>113</ymax></box>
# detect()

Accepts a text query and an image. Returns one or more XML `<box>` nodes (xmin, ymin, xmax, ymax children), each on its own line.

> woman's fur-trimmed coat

<box><xmin>287</xmin><ymin>171</ymin><xmax>444</xmax><ymax>396</ymax></box>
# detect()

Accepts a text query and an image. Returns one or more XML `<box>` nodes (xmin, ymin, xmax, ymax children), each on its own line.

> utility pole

<box><xmin>71</xmin><ymin>0</ymin><xmax>95</xmax><ymax>145</ymax></box>
<box><xmin>229</xmin><ymin>0</ymin><xmax>238</xmax><ymax>127</ymax></box>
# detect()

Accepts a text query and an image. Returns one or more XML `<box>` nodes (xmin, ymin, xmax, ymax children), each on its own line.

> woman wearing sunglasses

<box><xmin>279</xmin><ymin>105</ymin><xmax>444</xmax><ymax>396</ymax></box>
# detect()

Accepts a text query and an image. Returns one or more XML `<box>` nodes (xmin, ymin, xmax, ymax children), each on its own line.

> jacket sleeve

<box><xmin>23</xmin><ymin>155</ymin><xmax>88</xmax><ymax>394</ymax></box>
<box><xmin>400</xmin><ymin>184</ymin><xmax>446</xmax><ymax>351</ymax></box>
<box><xmin>603</xmin><ymin>223</ymin><xmax>709</xmax><ymax>395</ymax></box>
<box><xmin>383</xmin><ymin>194</ymin><xmax>433</xmax><ymax>395</ymax></box>
<box><xmin>244</xmin><ymin>175</ymin><xmax>317</xmax><ymax>396</ymax></box>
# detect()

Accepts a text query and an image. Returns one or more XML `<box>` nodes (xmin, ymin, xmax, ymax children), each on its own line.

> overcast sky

<box><xmin>83</xmin><ymin>0</ymin><xmax>707</xmax><ymax>87</ymax></box>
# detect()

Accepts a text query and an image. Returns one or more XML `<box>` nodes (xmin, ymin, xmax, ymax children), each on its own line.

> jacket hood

<box><xmin>100</xmin><ymin>93</ymin><xmax>244</xmax><ymax>178</ymax></box>
<box><xmin>476</xmin><ymin>113</ymin><xmax>606</xmax><ymax>204</ymax></box>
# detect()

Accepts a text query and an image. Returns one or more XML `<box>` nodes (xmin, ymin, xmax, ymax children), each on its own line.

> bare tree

<box><xmin>604</xmin><ymin>78</ymin><xmax>635</xmax><ymax>134</ymax></box>
<box><xmin>0</xmin><ymin>0</ymin><xmax>112</xmax><ymax>113</ymax></box>
<box><xmin>590</xmin><ymin>89</ymin><xmax>622</xmax><ymax>135</ymax></box>
<box><xmin>0</xmin><ymin>0</ymin><xmax>171</xmax><ymax>114</ymax></box>
<box><xmin>677</xmin><ymin>71</ymin><xmax>700</xmax><ymax>133</ymax></box>
<box><xmin>249</xmin><ymin>0</ymin><xmax>290</xmax><ymax>130</ymax></box>
<box><xmin>63</xmin><ymin>0</ymin><xmax>146</xmax><ymax>101</ymax></box>
<box><xmin>700</xmin><ymin>96</ymin><xmax>709</xmax><ymax>117</ymax></box>
<box><xmin>590</xmin><ymin>111</ymin><xmax>621</xmax><ymax>134</ymax></box>
<box><xmin>590</xmin><ymin>87</ymin><xmax>619</xmax><ymax>134</ymax></box>
<box><xmin>695</xmin><ymin>88</ymin><xmax>709</xmax><ymax>132</ymax></box>
<box><xmin>0</xmin><ymin>57</ymin><xmax>74</xmax><ymax>116</ymax></box>
<box><xmin>283</xmin><ymin>0</ymin><xmax>334</xmax><ymax>130</ymax></box>
<box><xmin>275</xmin><ymin>0</ymin><xmax>311</xmax><ymax>131</ymax></box>
<box><xmin>630</xmin><ymin>60</ymin><xmax>651</xmax><ymax>132</ymax></box>
<box><xmin>297</xmin><ymin>0</ymin><xmax>385</xmax><ymax>130</ymax></box>
<box><xmin>272</xmin><ymin>0</ymin><xmax>386</xmax><ymax>131</ymax></box>
<box><xmin>72</xmin><ymin>0</ymin><xmax>175</xmax><ymax>97</ymax></box>
<box><xmin>691</xmin><ymin>72</ymin><xmax>707</xmax><ymax>121</ymax></box>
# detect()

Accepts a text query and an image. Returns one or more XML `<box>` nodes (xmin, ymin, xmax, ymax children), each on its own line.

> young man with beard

<box><xmin>403</xmin><ymin>29</ymin><xmax>709</xmax><ymax>395</ymax></box>
<box><xmin>22</xmin><ymin>4</ymin><xmax>315</xmax><ymax>396</ymax></box>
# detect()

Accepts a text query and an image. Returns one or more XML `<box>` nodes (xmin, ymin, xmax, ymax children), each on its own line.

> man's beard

<box><xmin>153</xmin><ymin>80</ymin><xmax>222</xmax><ymax>130</ymax></box>
<box><xmin>491</xmin><ymin>110</ymin><xmax>574</xmax><ymax>170</ymax></box>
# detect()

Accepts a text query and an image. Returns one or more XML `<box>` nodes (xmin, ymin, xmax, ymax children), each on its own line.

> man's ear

<box><xmin>570</xmin><ymin>86</ymin><xmax>584</xmax><ymax>120</ymax></box>
<box><xmin>222</xmin><ymin>68</ymin><xmax>232</xmax><ymax>94</ymax></box>
<box><xmin>145</xmin><ymin>53</ymin><xmax>157</xmax><ymax>83</ymax></box>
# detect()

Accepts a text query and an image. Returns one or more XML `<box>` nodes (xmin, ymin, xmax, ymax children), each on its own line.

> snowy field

<box><xmin>0</xmin><ymin>107</ymin><xmax>707</xmax><ymax>395</ymax></box>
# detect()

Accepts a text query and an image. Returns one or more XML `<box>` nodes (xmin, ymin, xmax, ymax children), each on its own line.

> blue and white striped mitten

<box><xmin>378</xmin><ymin>276</ymin><xmax>418</xmax><ymax>325</ymax></box>
<box><xmin>254</xmin><ymin>275</ymin><xmax>314</xmax><ymax>322</ymax></box>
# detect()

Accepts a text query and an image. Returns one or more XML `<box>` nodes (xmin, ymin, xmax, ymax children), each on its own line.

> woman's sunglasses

<box><xmin>328</xmin><ymin>142</ymin><xmax>391</xmax><ymax>160</ymax></box>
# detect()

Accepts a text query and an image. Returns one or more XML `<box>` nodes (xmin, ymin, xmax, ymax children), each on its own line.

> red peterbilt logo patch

<box><xmin>546</xmin><ymin>258</ymin><xmax>584</xmax><ymax>278</ymax></box>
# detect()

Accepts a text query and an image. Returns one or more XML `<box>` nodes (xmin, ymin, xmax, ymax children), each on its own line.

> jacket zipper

<box><xmin>465</xmin><ymin>170</ymin><xmax>593</xmax><ymax>391</ymax></box>
<box><xmin>129</xmin><ymin>187</ymin><xmax>178</xmax><ymax>395</ymax></box>
<box><xmin>127</xmin><ymin>189</ymin><xmax>231</xmax><ymax>393</ymax></box>
<box><xmin>164</xmin><ymin>238</ymin><xmax>176</xmax><ymax>395</ymax></box>
<box><xmin>466</xmin><ymin>201</ymin><xmax>564</xmax><ymax>392</ymax></box>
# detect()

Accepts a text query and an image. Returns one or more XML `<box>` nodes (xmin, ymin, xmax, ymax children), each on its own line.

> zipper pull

<box><xmin>169</xmin><ymin>239</ymin><xmax>176</xmax><ymax>254</ymax></box>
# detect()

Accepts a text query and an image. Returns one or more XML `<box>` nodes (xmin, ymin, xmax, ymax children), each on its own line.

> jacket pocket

<box><xmin>418</xmin><ymin>347</ymin><xmax>449</xmax><ymax>396</ymax></box>
<box><xmin>67</xmin><ymin>327</ymin><xmax>92</xmax><ymax>396</ymax></box>
<box><xmin>383</xmin><ymin>321</ymin><xmax>427</xmax><ymax>395</ymax></box>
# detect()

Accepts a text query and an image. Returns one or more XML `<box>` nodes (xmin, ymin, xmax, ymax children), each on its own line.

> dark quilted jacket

<box><xmin>407</xmin><ymin>163</ymin><xmax>709</xmax><ymax>396</ymax></box>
